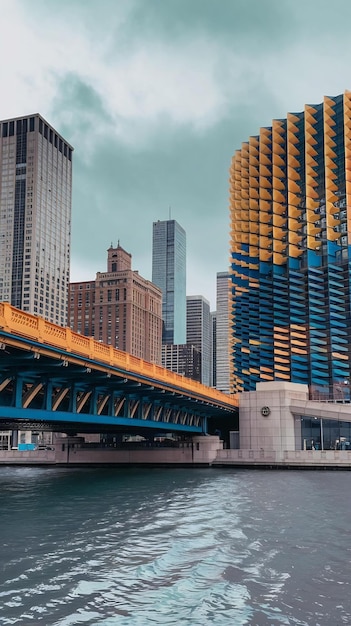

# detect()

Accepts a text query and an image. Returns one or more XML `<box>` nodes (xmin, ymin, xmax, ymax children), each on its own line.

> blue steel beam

<box><xmin>0</xmin><ymin>406</ymin><xmax>203</xmax><ymax>433</ymax></box>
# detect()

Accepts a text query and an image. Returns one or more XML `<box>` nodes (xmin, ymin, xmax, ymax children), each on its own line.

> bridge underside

<box><xmin>0</xmin><ymin>333</ymin><xmax>236</xmax><ymax>435</ymax></box>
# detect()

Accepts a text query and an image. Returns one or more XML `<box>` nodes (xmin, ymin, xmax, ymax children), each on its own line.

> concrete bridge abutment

<box><xmin>239</xmin><ymin>382</ymin><xmax>309</xmax><ymax>462</ymax></box>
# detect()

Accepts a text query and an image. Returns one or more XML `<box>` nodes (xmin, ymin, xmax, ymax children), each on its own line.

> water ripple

<box><xmin>0</xmin><ymin>467</ymin><xmax>351</xmax><ymax>625</ymax></box>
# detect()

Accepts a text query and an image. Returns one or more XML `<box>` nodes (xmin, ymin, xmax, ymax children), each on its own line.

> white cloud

<box><xmin>0</xmin><ymin>0</ymin><xmax>243</xmax><ymax>144</ymax></box>
<box><xmin>2</xmin><ymin>0</ymin><xmax>351</xmax><ymax>142</ymax></box>
<box><xmin>98</xmin><ymin>41</ymin><xmax>228</xmax><ymax>129</ymax></box>
<box><xmin>264</xmin><ymin>44</ymin><xmax>351</xmax><ymax>117</ymax></box>
<box><xmin>70</xmin><ymin>255</ymin><xmax>100</xmax><ymax>283</ymax></box>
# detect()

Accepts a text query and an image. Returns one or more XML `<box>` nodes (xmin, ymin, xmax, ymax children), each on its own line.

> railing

<box><xmin>0</xmin><ymin>303</ymin><xmax>238</xmax><ymax>407</ymax></box>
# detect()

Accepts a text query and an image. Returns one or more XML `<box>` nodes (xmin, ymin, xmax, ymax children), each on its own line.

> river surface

<box><xmin>0</xmin><ymin>466</ymin><xmax>350</xmax><ymax>626</ymax></box>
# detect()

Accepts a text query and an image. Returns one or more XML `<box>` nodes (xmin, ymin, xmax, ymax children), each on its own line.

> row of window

<box><xmin>1</xmin><ymin>117</ymin><xmax>35</xmax><ymax>137</ymax></box>
<box><xmin>1</xmin><ymin>117</ymin><xmax>72</xmax><ymax>161</ymax></box>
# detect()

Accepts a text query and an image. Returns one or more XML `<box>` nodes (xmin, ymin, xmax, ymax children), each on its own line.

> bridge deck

<box><xmin>0</xmin><ymin>303</ymin><xmax>237</xmax><ymax>433</ymax></box>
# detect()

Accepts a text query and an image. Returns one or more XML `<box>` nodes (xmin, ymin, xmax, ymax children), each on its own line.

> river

<box><xmin>0</xmin><ymin>466</ymin><xmax>350</xmax><ymax>625</ymax></box>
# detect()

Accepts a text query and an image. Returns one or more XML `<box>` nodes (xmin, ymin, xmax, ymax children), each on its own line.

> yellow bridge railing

<box><xmin>0</xmin><ymin>303</ymin><xmax>238</xmax><ymax>408</ymax></box>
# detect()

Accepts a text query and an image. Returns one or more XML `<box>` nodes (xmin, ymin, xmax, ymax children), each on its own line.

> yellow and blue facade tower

<box><xmin>230</xmin><ymin>92</ymin><xmax>351</xmax><ymax>398</ymax></box>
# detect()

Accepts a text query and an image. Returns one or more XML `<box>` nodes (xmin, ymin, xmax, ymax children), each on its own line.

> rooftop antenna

<box><xmin>169</xmin><ymin>205</ymin><xmax>172</xmax><ymax>220</ymax></box>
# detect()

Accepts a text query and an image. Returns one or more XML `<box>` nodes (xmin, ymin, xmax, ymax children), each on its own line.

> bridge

<box><xmin>0</xmin><ymin>303</ymin><xmax>237</xmax><ymax>437</ymax></box>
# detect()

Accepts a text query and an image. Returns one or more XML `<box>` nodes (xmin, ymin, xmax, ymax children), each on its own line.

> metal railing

<box><xmin>0</xmin><ymin>303</ymin><xmax>238</xmax><ymax>408</ymax></box>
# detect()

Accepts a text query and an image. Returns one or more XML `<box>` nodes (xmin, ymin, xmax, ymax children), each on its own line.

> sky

<box><xmin>2</xmin><ymin>0</ymin><xmax>351</xmax><ymax>308</ymax></box>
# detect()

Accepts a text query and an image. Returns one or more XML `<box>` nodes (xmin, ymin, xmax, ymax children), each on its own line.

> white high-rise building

<box><xmin>186</xmin><ymin>295</ymin><xmax>211</xmax><ymax>386</ymax></box>
<box><xmin>216</xmin><ymin>272</ymin><xmax>230</xmax><ymax>394</ymax></box>
<box><xmin>0</xmin><ymin>114</ymin><xmax>73</xmax><ymax>326</ymax></box>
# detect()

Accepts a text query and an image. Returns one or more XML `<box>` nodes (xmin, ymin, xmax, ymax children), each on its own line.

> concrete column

<box><xmin>192</xmin><ymin>435</ymin><xmax>222</xmax><ymax>464</ymax></box>
<box><xmin>11</xmin><ymin>430</ymin><xmax>18</xmax><ymax>448</ymax></box>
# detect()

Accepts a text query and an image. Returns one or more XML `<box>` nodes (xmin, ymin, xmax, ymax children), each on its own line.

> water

<box><xmin>0</xmin><ymin>467</ymin><xmax>350</xmax><ymax>626</ymax></box>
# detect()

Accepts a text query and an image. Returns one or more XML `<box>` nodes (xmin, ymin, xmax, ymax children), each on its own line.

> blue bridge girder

<box><xmin>0</xmin><ymin>330</ymin><xmax>237</xmax><ymax>435</ymax></box>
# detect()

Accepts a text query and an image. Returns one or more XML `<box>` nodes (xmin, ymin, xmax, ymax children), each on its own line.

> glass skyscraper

<box><xmin>0</xmin><ymin>114</ymin><xmax>73</xmax><ymax>326</ymax></box>
<box><xmin>230</xmin><ymin>91</ymin><xmax>351</xmax><ymax>399</ymax></box>
<box><xmin>152</xmin><ymin>219</ymin><xmax>186</xmax><ymax>344</ymax></box>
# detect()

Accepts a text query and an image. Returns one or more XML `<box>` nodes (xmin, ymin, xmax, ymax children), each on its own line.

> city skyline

<box><xmin>2</xmin><ymin>0</ymin><xmax>351</xmax><ymax>306</ymax></box>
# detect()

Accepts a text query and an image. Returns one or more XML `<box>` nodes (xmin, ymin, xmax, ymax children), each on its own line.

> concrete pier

<box><xmin>0</xmin><ymin>435</ymin><xmax>223</xmax><ymax>467</ymax></box>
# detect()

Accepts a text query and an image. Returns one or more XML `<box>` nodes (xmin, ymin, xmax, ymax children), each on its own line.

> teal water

<box><xmin>0</xmin><ymin>466</ymin><xmax>350</xmax><ymax>625</ymax></box>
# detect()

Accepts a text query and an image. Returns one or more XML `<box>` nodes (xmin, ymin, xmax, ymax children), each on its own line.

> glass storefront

<box><xmin>296</xmin><ymin>417</ymin><xmax>351</xmax><ymax>450</ymax></box>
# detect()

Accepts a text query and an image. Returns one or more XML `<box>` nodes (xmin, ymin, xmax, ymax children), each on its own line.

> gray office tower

<box><xmin>186</xmin><ymin>295</ymin><xmax>211</xmax><ymax>386</ymax></box>
<box><xmin>0</xmin><ymin>114</ymin><xmax>73</xmax><ymax>326</ymax></box>
<box><xmin>216</xmin><ymin>272</ymin><xmax>231</xmax><ymax>394</ymax></box>
<box><xmin>152</xmin><ymin>219</ymin><xmax>186</xmax><ymax>344</ymax></box>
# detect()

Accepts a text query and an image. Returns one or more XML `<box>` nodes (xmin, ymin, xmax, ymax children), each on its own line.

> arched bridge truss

<box><xmin>0</xmin><ymin>304</ymin><xmax>237</xmax><ymax>434</ymax></box>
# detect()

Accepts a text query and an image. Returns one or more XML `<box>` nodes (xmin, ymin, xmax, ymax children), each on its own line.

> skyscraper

<box><xmin>229</xmin><ymin>91</ymin><xmax>351</xmax><ymax>399</ymax></box>
<box><xmin>152</xmin><ymin>219</ymin><xmax>186</xmax><ymax>344</ymax></box>
<box><xmin>215</xmin><ymin>272</ymin><xmax>231</xmax><ymax>394</ymax></box>
<box><xmin>0</xmin><ymin>114</ymin><xmax>73</xmax><ymax>326</ymax></box>
<box><xmin>210</xmin><ymin>311</ymin><xmax>217</xmax><ymax>388</ymax></box>
<box><xmin>186</xmin><ymin>295</ymin><xmax>211</xmax><ymax>386</ymax></box>
<box><xmin>69</xmin><ymin>243</ymin><xmax>163</xmax><ymax>364</ymax></box>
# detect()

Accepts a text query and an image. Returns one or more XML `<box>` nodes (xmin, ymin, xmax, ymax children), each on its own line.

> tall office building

<box><xmin>215</xmin><ymin>272</ymin><xmax>231</xmax><ymax>394</ymax></box>
<box><xmin>210</xmin><ymin>311</ymin><xmax>217</xmax><ymax>387</ymax></box>
<box><xmin>69</xmin><ymin>243</ymin><xmax>163</xmax><ymax>364</ymax></box>
<box><xmin>152</xmin><ymin>219</ymin><xmax>186</xmax><ymax>344</ymax></box>
<box><xmin>0</xmin><ymin>114</ymin><xmax>73</xmax><ymax>326</ymax></box>
<box><xmin>230</xmin><ymin>91</ymin><xmax>351</xmax><ymax>399</ymax></box>
<box><xmin>186</xmin><ymin>295</ymin><xmax>211</xmax><ymax>386</ymax></box>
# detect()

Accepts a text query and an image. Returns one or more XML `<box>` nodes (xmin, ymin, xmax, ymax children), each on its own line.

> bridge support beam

<box><xmin>15</xmin><ymin>377</ymin><xmax>23</xmax><ymax>408</ymax></box>
<box><xmin>11</xmin><ymin>430</ymin><xmax>18</xmax><ymax>449</ymax></box>
<box><xmin>45</xmin><ymin>380</ymin><xmax>53</xmax><ymax>411</ymax></box>
<box><xmin>201</xmin><ymin>416</ymin><xmax>208</xmax><ymax>434</ymax></box>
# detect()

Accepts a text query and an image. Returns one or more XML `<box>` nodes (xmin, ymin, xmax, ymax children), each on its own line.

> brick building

<box><xmin>69</xmin><ymin>243</ymin><xmax>162</xmax><ymax>364</ymax></box>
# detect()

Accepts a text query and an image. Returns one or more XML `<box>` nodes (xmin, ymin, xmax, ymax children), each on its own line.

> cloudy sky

<box><xmin>2</xmin><ymin>0</ymin><xmax>351</xmax><ymax>307</ymax></box>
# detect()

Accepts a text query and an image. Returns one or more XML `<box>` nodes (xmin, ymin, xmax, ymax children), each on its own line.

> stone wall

<box><xmin>0</xmin><ymin>435</ymin><xmax>222</xmax><ymax>466</ymax></box>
